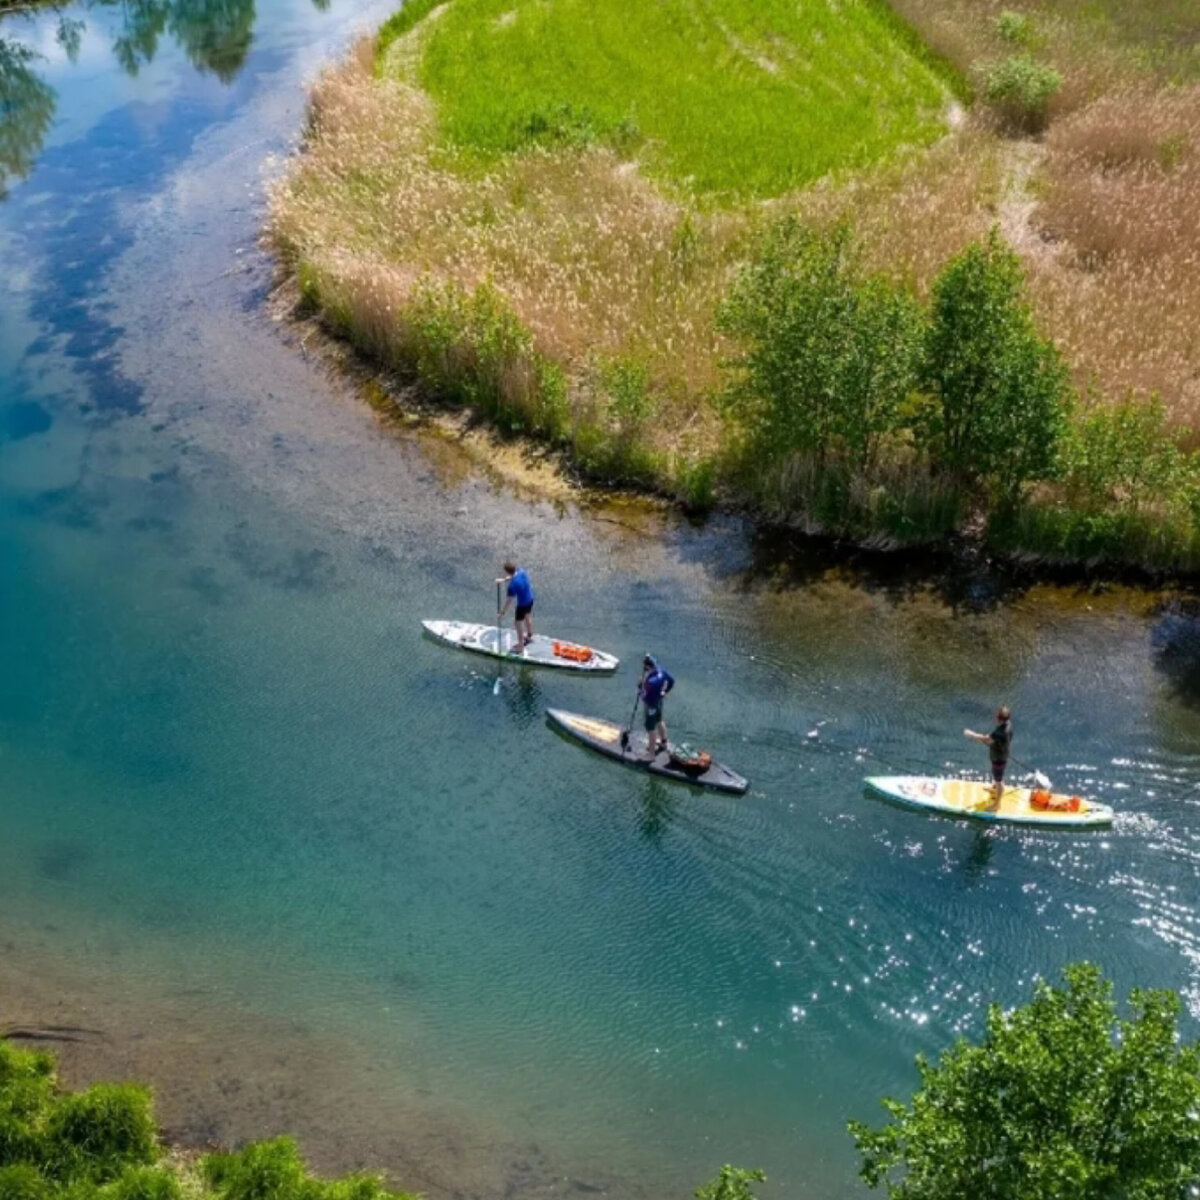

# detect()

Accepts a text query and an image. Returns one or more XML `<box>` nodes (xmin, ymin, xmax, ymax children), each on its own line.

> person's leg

<box><xmin>642</xmin><ymin>707</ymin><xmax>660</xmax><ymax>758</ymax></box>
<box><xmin>657</xmin><ymin>713</ymin><xmax>669</xmax><ymax>753</ymax></box>
<box><xmin>992</xmin><ymin>761</ymin><xmax>1006</xmax><ymax>804</ymax></box>
<box><xmin>522</xmin><ymin>610</ymin><xmax>533</xmax><ymax>648</ymax></box>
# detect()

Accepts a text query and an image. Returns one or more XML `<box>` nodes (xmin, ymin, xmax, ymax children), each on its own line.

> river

<box><xmin>3</xmin><ymin>1</ymin><xmax>1200</xmax><ymax>1196</ymax></box>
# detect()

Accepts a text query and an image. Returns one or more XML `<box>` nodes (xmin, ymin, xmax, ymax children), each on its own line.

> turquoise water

<box><xmin>4</xmin><ymin>3</ymin><xmax>1200</xmax><ymax>1196</ymax></box>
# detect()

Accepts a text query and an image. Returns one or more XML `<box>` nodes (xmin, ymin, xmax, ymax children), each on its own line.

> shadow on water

<box><xmin>635</xmin><ymin>778</ymin><xmax>679</xmax><ymax>843</ymax></box>
<box><xmin>730</xmin><ymin>525</ymin><xmax>1042</xmax><ymax>615</ymax></box>
<box><xmin>500</xmin><ymin>669</ymin><xmax>545</xmax><ymax>730</ymax></box>
<box><xmin>1151</xmin><ymin>598</ymin><xmax>1200</xmax><ymax>707</ymax></box>
<box><xmin>0</xmin><ymin>0</ymin><xmax>330</xmax><ymax>200</ymax></box>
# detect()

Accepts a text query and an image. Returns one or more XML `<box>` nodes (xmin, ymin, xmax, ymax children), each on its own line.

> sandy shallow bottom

<box><xmin>1</xmin><ymin>916</ymin><xmax>608</xmax><ymax>1200</ymax></box>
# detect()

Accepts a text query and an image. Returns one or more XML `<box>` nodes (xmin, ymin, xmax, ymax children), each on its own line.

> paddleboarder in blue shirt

<box><xmin>638</xmin><ymin>654</ymin><xmax>675</xmax><ymax>757</ymax></box>
<box><xmin>497</xmin><ymin>560</ymin><xmax>535</xmax><ymax>653</ymax></box>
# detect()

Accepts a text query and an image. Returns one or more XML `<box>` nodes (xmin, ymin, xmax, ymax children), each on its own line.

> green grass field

<box><xmin>386</xmin><ymin>0</ymin><xmax>959</xmax><ymax>198</ymax></box>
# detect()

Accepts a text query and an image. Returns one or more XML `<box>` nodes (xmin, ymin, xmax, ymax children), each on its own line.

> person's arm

<box><xmin>964</xmin><ymin>728</ymin><xmax>991</xmax><ymax>744</ymax></box>
<box><xmin>663</xmin><ymin>670</ymin><xmax>676</xmax><ymax>695</ymax></box>
<box><xmin>496</xmin><ymin>577</ymin><xmax>513</xmax><ymax>617</ymax></box>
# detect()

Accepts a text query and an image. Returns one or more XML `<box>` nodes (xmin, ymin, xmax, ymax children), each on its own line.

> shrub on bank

<box><xmin>987</xmin><ymin>394</ymin><xmax>1200</xmax><ymax>570</ymax></box>
<box><xmin>0</xmin><ymin>1040</ymin><xmax>418</xmax><ymax>1200</ymax></box>
<box><xmin>976</xmin><ymin>54</ymin><xmax>1062</xmax><ymax>131</ymax></box>
<box><xmin>919</xmin><ymin>229</ymin><xmax>1070</xmax><ymax>500</ymax></box>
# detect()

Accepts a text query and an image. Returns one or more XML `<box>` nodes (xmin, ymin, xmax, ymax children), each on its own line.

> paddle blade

<box><xmin>493</xmin><ymin>677</ymin><xmax>501</xmax><ymax>695</ymax></box>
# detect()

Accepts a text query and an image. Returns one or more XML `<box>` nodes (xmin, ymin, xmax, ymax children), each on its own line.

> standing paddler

<box><xmin>637</xmin><ymin>654</ymin><xmax>675</xmax><ymax>759</ymax></box>
<box><xmin>497</xmin><ymin>560</ymin><xmax>535</xmax><ymax>654</ymax></box>
<box><xmin>965</xmin><ymin>705</ymin><xmax>1013</xmax><ymax>804</ymax></box>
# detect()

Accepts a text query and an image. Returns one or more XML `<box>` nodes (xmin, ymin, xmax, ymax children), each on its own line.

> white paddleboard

<box><xmin>865</xmin><ymin>776</ymin><xmax>1114</xmax><ymax>828</ymax></box>
<box><xmin>422</xmin><ymin>620</ymin><xmax>619</xmax><ymax>673</ymax></box>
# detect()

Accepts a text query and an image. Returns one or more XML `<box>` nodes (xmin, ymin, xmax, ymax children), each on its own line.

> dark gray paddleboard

<box><xmin>547</xmin><ymin>708</ymin><xmax>749</xmax><ymax>795</ymax></box>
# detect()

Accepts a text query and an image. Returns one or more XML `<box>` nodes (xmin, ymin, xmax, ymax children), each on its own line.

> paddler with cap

<box><xmin>638</xmin><ymin>654</ymin><xmax>675</xmax><ymax>758</ymax></box>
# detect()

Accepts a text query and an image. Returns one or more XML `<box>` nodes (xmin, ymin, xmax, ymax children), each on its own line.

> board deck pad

<box><xmin>547</xmin><ymin>708</ymin><xmax>749</xmax><ymax>794</ymax></box>
<box><xmin>865</xmin><ymin>776</ymin><xmax>1114</xmax><ymax>828</ymax></box>
<box><xmin>422</xmin><ymin>620</ymin><xmax>619</xmax><ymax>672</ymax></box>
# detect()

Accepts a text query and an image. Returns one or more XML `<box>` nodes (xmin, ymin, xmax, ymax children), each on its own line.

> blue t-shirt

<box><xmin>506</xmin><ymin>568</ymin><xmax>535</xmax><ymax>608</ymax></box>
<box><xmin>641</xmin><ymin>666</ymin><xmax>674</xmax><ymax>708</ymax></box>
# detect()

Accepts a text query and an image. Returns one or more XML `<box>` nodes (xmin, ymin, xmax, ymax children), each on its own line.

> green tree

<box><xmin>849</xmin><ymin>963</ymin><xmax>1200</xmax><ymax>1200</ymax></box>
<box><xmin>920</xmin><ymin>228</ymin><xmax>1070</xmax><ymax>500</ymax></box>
<box><xmin>718</xmin><ymin>219</ymin><xmax>924</xmax><ymax>468</ymax></box>
<box><xmin>694</xmin><ymin>1165</ymin><xmax>765</xmax><ymax>1200</ymax></box>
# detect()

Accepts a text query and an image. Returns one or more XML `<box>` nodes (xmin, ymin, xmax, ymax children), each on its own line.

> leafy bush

<box><xmin>920</xmin><ymin>228</ymin><xmax>1070</xmax><ymax>500</ymax></box>
<box><xmin>977</xmin><ymin>54</ymin><xmax>1062</xmax><ymax>132</ymax></box>
<box><xmin>695</xmin><ymin>1166</ymin><xmax>765</xmax><ymax>1200</ymax></box>
<box><xmin>1059</xmin><ymin>392</ymin><xmax>1196</xmax><ymax>510</ymax></box>
<box><xmin>0</xmin><ymin>1041</ymin><xmax>419</xmax><ymax>1200</ymax></box>
<box><xmin>718</xmin><ymin>219</ymin><xmax>924</xmax><ymax>468</ymax></box>
<box><xmin>992</xmin><ymin>10</ymin><xmax>1033</xmax><ymax>47</ymax></box>
<box><xmin>0</xmin><ymin>1164</ymin><xmax>50</xmax><ymax>1200</ymax></box>
<box><xmin>597</xmin><ymin>357</ymin><xmax>657</xmax><ymax>441</ymax></box>
<box><xmin>987</xmin><ymin>393</ymin><xmax>1200</xmax><ymax>569</ymax></box>
<box><xmin>43</xmin><ymin>1086</ymin><xmax>156</xmax><ymax>1184</ymax></box>
<box><xmin>850</xmin><ymin>963</ymin><xmax>1200</xmax><ymax>1199</ymax></box>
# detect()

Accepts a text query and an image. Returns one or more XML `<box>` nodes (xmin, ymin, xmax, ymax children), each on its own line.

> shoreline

<box><xmin>269</xmin><ymin>270</ymin><xmax>1200</xmax><ymax>596</ymax></box>
<box><xmin>267</xmin><ymin>8</ymin><xmax>1200</xmax><ymax>583</ymax></box>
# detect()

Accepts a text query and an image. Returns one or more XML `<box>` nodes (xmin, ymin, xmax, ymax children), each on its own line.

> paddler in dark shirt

<box><xmin>638</xmin><ymin>654</ymin><xmax>675</xmax><ymax>759</ymax></box>
<box><xmin>965</xmin><ymin>706</ymin><xmax>1013</xmax><ymax>804</ymax></box>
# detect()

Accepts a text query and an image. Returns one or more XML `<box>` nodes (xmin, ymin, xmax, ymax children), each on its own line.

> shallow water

<box><xmin>3</xmin><ymin>3</ymin><xmax>1200</xmax><ymax>1197</ymax></box>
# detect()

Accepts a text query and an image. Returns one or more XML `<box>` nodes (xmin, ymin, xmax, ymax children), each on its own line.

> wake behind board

<box><xmin>547</xmin><ymin>708</ymin><xmax>749</xmax><ymax>794</ymax></box>
<box><xmin>422</xmin><ymin>620</ymin><xmax>619</xmax><ymax>673</ymax></box>
<box><xmin>865</xmin><ymin>776</ymin><xmax>1114</xmax><ymax>829</ymax></box>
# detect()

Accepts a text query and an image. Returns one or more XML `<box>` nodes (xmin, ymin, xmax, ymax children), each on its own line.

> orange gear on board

<box><xmin>553</xmin><ymin>641</ymin><xmax>593</xmax><ymax>663</ymax></box>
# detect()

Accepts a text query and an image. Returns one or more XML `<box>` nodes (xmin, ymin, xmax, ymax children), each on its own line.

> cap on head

<box><xmin>503</xmin><ymin>560</ymin><xmax>517</xmax><ymax>574</ymax></box>
<box><xmin>643</xmin><ymin>654</ymin><xmax>656</xmax><ymax>669</ymax></box>
<box><xmin>997</xmin><ymin>705</ymin><xmax>1011</xmax><ymax>721</ymax></box>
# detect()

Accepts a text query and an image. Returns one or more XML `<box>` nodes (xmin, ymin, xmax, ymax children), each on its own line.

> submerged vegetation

<box><xmin>271</xmin><ymin>0</ymin><xmax>1200</xmax><ymax>572</ymax></box>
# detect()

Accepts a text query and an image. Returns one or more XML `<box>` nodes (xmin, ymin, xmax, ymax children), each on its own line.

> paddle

<box><xmin>493</xmin><ymin>579</ymin><xmax>503</xmax><ymax>695</ymax></box>
<box><xmin>1010</xmin><ymin>754</ymin><xmax>1052</xmax><ymax>791</ymax></box>
<box><xmin>618</xmin><ymin>692</ymin><xmax>641</xmax><ymax>751</ymax></box>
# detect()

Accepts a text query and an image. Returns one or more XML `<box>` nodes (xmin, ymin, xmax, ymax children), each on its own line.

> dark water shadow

<box><xmin>499</xmin><ymin>668</ymin><xmax>545</xmax><ymax>730</ymax></box>
<box><xmin>1151</xmin><ymin>598</ymin><xmax>1200</xmax><ymax>707</ymax></box>
<box><xmin>635</xmin><ymin>777</ymin><xmax>679</xmax><ymax>843</ymax></box>
<box><xmin>36</xmin><ymin>839</ymin><xmax>94</xmax><ymax>881</ymax></box>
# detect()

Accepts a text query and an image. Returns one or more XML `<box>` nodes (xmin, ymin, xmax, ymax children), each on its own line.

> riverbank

<box><xmin>270</xmin><ymin>0</ymin><xmax>1200</xmax><ymax>575</ymax></box>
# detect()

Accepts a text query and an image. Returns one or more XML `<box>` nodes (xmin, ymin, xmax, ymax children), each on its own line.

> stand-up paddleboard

<box><xmin>547</xmin><ymin>708</ymin><xmax>749</xmax><ymax>794</ymax></box>
<box><xmin>422</xmin><ymin>621</ymin><xmax>619</xmax><ymax>673</ymax></box>
<box><xmin>865</xmin><ymin>776</ymin><xmax>1114</xmax><ymax>828</ymax></box>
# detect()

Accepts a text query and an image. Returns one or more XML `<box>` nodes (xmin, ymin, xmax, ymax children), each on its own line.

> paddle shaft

<box><xmin>1008</xmin><ymin>752</ymin><xmax>1051</xmax><ymax>788</ymax></box>
<box><xmin>619</xmin><ymin>692</ymin><xmax>640</xmax><ymax>749</ymax></box>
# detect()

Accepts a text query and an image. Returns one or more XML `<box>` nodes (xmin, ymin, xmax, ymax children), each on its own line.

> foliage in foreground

<box><xmin>849</xmin><ymin>963</ymin><xmax>1200</xmax><ymax>1200</ymax></box>
<box><xmin>0</xmin><ymin>1039</ymin><xmax>418</xmax><ymax>1200</ymax></box>
<box><xmin>695</xmin><ymin>1165</ymin><xmax>765</xmax><ymax>1200</ymax></box>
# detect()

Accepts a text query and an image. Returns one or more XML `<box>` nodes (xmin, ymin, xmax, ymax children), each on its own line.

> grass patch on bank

<box><xmin>386</xmin><ymin>0</ymin><xmax>959</xmax><ymax>199</ymax></box>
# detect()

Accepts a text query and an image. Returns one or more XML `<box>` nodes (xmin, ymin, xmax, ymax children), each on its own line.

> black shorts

<box><xmin>991</xmin><ymin>760</ymin><xmax>1007</xmax><ymax>783</ymax></box>
<box><xmin>515</xmin><ymin>603</ymin><xmax>533</xmax><ymax>622</ymax></box>
<box><xmin>643</xmin><ymin>704</ymin><xmax>663</xmax><ymax>731</ymax></box>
